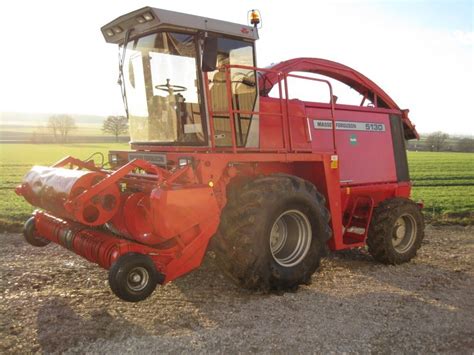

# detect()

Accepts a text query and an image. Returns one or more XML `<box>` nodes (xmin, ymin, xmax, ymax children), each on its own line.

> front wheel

<box><xmin>367</xmin><ymin>198</ymin><xmax>424</xmax><ymax>264</ymax></box>
<box><xmin>23</xmin><ymin>216</ymin><xmax>50</xmax><ymax>247</ymax></box>
<box><xmin>213</xmin><ymin>175</ymin><xmax>332</xmax><ymax>291</ymax></box>
<box><xmin>108</xmin><ymin>253</ymin><xmax>159</xmax><ymax>302</ymax></box>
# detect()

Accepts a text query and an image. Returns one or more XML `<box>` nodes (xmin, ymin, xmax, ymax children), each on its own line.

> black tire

<box><xmin>23</xmin><ymin>216</ymin><xmax>50</xmax><ymax>247</ymax></box>
<box><xmin>108</xmin><ymin>253</ymin><xmax>159</xmax><ymax>302</ymax></box>
<box><xmin>367</xmin><ymin>198</ymin><xmax>424</xmax><ymax>264</ymax></box>
<box><xmin>213</xmin><ymin>174</ymin><xmax>332</xmax><ymax>291</ymax></box>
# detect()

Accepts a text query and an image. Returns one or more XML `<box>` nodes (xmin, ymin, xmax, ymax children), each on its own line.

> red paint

<box><xmin>16</xmin><ymin>166</ymin><xmax>120</xmax><ymax>226</ymax></box>
<box><xmin>150</xmin><ymin>185</ymin><xmax>220</xmax><ymax>240</ymax></box>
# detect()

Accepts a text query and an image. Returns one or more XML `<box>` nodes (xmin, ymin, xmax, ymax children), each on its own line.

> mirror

<box><xmin>202</xmin><ymin>36</ymin><xmax>218</xmax><ymax>72</ymax></box>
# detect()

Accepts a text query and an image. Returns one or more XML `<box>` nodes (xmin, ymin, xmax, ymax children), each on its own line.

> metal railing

<box><xmin>204</xmin><ymin>64</ymin><xmax>336</xmax><ymax>153</ymax></box>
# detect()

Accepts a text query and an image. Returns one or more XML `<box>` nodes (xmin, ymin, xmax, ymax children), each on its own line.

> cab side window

<box><xmin>208</xmin><ymin>38</ymin><xmax>258</xmax><ymax>147</ymax></box>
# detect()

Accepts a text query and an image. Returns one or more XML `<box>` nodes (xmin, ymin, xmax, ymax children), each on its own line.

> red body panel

<box><xmin>260</xmin><ymin>97</ymin><xmax>399</xmax><ymax>185</ymax></box>
<box><xmin>150</xmin><ymin>185</ymin><xmax>220</xmax><ymax>240</ymax></box>
<box><xmin>306</xmin><ymin>104</ymin><xmax>398</xmax><ymax>185</ymax></box>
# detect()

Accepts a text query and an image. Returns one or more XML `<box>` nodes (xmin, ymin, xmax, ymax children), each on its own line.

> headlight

<box><xmin>112</xmin><ymin>26</ymin><xmax>123</xmax><ymax>34</ymax></box>
<box><xmin>143</xmin><ymin>12</ymin><xmax>154</xmax><ymax>21</ymax></box>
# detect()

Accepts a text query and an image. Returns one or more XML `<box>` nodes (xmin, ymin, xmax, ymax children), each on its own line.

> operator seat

<box><xmin>210</xmin><ymin>71</ymin><xmax>229</xmax><ymax>112</ymax></box>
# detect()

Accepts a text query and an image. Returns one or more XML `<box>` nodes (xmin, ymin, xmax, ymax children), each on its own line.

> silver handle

<box><xmin>306</xmin><ymin>117</ymin><xmax>313</xmax><ymax>142</ymax></box>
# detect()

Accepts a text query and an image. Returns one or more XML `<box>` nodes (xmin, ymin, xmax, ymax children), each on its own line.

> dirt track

<box><xmin>1</xmin><ymin>225</ymin><xmax>473</xmax><ymax>353</ymax></box>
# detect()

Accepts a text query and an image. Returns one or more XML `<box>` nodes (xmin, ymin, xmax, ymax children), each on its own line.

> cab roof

<box><xmin>101</xmin><ymin>7</ymin><xmax>258</xmax><ymax>44</ymax></box>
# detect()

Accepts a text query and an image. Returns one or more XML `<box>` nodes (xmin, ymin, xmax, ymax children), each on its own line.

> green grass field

<box><xmin>408</xmin><ymin>151</ymin><xmax>474</xmax><ymax>223</ymax></box>
<box><xmin>0</xmin><ymin>145</ymin><xmax>472</xmax><ymax>231</ymax></box>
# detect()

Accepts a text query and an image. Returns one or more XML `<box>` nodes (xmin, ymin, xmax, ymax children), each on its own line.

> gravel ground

<box><xmin>0</xmin><ymin>225</ymin><xmax>473</xmax><ymax>354</ymax></box>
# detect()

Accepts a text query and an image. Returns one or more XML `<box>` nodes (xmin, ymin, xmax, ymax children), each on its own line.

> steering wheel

<box><xmin>155</xmin><ymin>79</ymin><xmax>187</xmax><ymax>94</ymax></box>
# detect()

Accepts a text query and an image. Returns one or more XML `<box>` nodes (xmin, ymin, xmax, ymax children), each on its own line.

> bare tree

<box><xmin>47</xmin><ymin>116</ymin><xmax>60</xmax><ymax>141</ymax></box>
<box><xmin>425</xmin><ymin>131</ymin><xmax>449</xmax><ymax>152</ymax></box>
<box><xmin>102</xmin><ymin>116</ymin><xmax>128</xmax><ymax>142</ymax></box>
<box><xmin>457</xmin><ymin>137</ymin><xmax>474</xmax><ymax>152</ymax></box>
<box><xmin>48</xmin><ymin>114</ymin><xmax>76</xmax><ymax>142</ymax></box>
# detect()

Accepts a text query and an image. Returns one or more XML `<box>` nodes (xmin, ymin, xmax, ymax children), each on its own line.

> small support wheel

<box><xmin>108</xmin><ymin>253</ymin><xmax>160</xmax><ymax>302</ymax></box>
<box><xmin>23</xmin><ymin>216</ymin><xmax>50</xmax><ymax>247</ymax></box>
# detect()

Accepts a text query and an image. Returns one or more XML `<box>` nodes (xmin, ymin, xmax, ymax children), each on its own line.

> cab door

<box><xmin>287</xmin><ymin>100</ymin><xmax>312</xmax><ymax>151</ymax></box>
<box><xmin>206</xmin><ymin>37</ymin><xmax>258</xmax><ymax>148</ymax></box>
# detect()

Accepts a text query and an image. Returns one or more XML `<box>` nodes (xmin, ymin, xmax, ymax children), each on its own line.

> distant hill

<box><xmin>0</xmin><ymin>112</ymin><xmax>106</xmax><ymax>126</ymax></box>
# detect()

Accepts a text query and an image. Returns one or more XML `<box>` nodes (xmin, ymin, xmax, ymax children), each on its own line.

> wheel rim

<box><xmin>269</xmin><ymin>210</ymin><xmax>312</xmax><ymax>267</ymax></box>
<box><xmin>127</xmin><ymin>267</ymin><xmax>149</xmax><ymax>292</ymax></box>
<box><xmin>392</xmin><ymin>214</ymin><xmax>417</xmax><ymax>253</ymax></box>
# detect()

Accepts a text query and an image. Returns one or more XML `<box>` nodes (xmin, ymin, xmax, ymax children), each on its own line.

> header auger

<box><xmin>16</xmin><ymin>7</ymin><xmax>424</xmax><ymax>302</ymax></box>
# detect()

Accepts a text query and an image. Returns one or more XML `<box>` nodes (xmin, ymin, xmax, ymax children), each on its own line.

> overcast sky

<box><xmin>0</xmin><ymin>0</ymin><xmax>472</xmax><ymax>134</ymax></box>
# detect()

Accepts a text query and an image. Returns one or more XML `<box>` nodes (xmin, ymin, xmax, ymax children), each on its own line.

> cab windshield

<box><xmin>123</xmin><ymin>32</ymin><xmax>205</xmax><ymax>144</ymax></box>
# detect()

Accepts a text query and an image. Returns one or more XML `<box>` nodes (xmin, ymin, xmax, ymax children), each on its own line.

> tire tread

<box><xmin>367</xmin><ymin>198</ymin><xmax>424</xmax><ymax>264</ymax></box>
<box><xmin>213</xmin><ymin>175</ymin><xmax>332</xmax><ymax>291</ymax></box>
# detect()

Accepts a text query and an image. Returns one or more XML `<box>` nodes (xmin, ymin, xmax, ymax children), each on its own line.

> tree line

<box><xmin>407</xmin><ymin>131</ymin><xmax>474</xmax><ymax>153</ymax></box>
<box><xmin>44</xmin><ymin>115</ymin><xmax>128</xmax><ymax>143</ymax></box>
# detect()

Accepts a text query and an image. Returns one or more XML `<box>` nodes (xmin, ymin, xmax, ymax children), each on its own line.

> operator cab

<box><xmin>102</xmin><ymin>7</ymin><xmax>259</xmax><ymax>148</ymax></box>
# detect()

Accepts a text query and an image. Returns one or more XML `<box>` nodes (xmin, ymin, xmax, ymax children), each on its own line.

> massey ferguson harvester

<box><xmin>16</xmin><ymin>7</ymin><xmax>424</xmax><ymax>302</ymax></box>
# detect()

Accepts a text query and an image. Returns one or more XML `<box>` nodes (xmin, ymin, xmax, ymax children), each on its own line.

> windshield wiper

<box><xmin>117</xmin><ymin>29</ymin><xmax>132</xmax><ymax>119</ymax></box>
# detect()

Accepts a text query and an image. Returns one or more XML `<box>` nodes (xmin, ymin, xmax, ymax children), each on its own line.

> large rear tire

<box><xmin>213</xmin><ymin>175</ymin><xmax>331</xmax><ymax>291</ymax></box>
<box><xmin>367</xmin><ymin>198</ymin><xmax>424</xmax><ymax>264</ymax></box>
